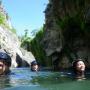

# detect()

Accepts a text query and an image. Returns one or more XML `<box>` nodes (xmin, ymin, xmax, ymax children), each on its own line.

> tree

<box><xmin>20</xmin><ymin>29</ymin><xmax>31</xmax><ymax>50</ymax></box>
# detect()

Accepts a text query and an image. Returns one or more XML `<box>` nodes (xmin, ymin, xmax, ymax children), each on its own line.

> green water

<box><xmin>0</xmin><ymin>68</ymin><xmax>90</xmax><ymax>90</ymax></box>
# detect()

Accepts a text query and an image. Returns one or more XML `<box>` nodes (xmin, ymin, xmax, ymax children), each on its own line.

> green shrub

<box><xmin>0</xmin><ymin>12</ymin><xmax>5</xmax><ymax>24</ymax></box>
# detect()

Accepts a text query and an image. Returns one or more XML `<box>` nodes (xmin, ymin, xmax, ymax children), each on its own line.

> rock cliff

<box><xmin>42</xmin><ymin>0</ymin><xmax>90</xmax><ymax>70</ymax></box>
<box><xmin>0</xmin><ymin>2</ymin><xmax>35</xmax><ymax>67</ymax></box>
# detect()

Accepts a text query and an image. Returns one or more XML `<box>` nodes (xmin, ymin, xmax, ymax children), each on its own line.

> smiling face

<box><xmin>76</xmin><ymin>61</ymin><xmax>85</xmax><ymax>72</ymax></box>
<box><xmin>31</xmin><ymin>64</ymin><xmax>39</xmax><ymax>71</ymax></box>
<box><xmin>0</xmin><ymin>60</ymin><xmax>10</xmax><ymax>75</ymax></box>
<box><xmin>0</xmin><ymin>60</ymin><xmax>5</xmax><ymax>75</ymax></box>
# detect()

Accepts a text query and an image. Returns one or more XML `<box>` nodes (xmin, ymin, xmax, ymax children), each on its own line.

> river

<box><xmin>0</xmin><ymin>68</ymin><xmax>90</xmax><ymax>90</ymax></box>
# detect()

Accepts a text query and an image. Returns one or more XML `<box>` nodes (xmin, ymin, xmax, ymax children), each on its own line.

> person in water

<box><xmin>0</xmin><ymin>51</ymin><xmax>11</xmax><ymax>75</ymax></box>
<box><xmin>72</xmin><ymin>59</ymin><xmax>86</xmax><ymax>79</ymax></box>
<box><xmin>31</xmin><ymin>61</ymin><xmax>39</xmax><ymax>71</ymax></box>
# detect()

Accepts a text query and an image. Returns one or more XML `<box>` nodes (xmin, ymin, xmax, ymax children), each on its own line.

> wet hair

<box><xmin>0</xmin><ymin>52</ymin><xmax>11</xmax><ymax>67</ymax></box>
<box><xmin>72</xmin><ymin>59</ymin><xmax>84</xmax><ymax>74</ymax></box>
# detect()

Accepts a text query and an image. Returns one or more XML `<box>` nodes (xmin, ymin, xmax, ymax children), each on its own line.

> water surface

<box><xmin>0</xmin><ymin>68</ymin><xmax>90</xmax><ymax>90</ymax></box>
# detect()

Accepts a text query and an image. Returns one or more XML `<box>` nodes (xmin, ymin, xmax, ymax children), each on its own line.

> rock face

<box><xmin>0</xmin><ymin>3</ymin><xmax>35</xmax><ymax>67</ymax></box>
<box><xmin>42</xmin><ymin>0</ymin><xmax>90</xmax><ymax>70</ymax></box>
<box><xmin>43</xmin><ymin>1</ymin><xmax>63</xmax><ymax>56</ymax></box>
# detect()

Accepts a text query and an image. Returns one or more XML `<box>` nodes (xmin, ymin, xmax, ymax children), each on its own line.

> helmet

<box><xmin>31</xmin><ymin>61</ymin><xmax>38</xmax><ymax>66</ymax></box>
<box><xmin>0</xmin><ymin>52</ymin><xmax>11</xmax><ymax>67</ymax></box>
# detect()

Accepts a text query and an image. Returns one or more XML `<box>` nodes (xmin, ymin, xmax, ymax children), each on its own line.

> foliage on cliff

<box><xmin>30</xmin><ymin>28</ymin><xmax>47</xmax><ymax>66</ymax></box>
<box><xmin>53</xmin><ymin>0</ymin><xmax>90</xmax><ymax>57</ymax></box>
<box><xmin>20</xmin><ymin>29</ymin><xmax>31</xmax><ymax>50</ymax></box>
<box><xmin>0</xmin><ymin>12</ymin><xmax>16</xmax><ymax>34</ymax></box>
<box><xmin>0</xmin><ymin>12</ymin><xmax>5</xmax><ymax>25</ymax></box>
<box><xmin>20</xmin><ymin>28</ymin><xmax>48</xmax><ymax>66</ymax></box>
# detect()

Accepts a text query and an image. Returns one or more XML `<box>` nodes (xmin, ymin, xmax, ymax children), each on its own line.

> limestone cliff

<box><xmin>0</xmin><ymin>3</ymin><xmax>35</xmax><ymax>67</ymax></box>
<box><xmin>42</xmin><ymin>0</ymin><xmax>90</xmax><ymax>69</ymax></box>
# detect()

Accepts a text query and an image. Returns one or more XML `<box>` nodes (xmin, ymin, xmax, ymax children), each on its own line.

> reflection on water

<box><xmin>0</xmin><ymin>75</ymin><xmax>12</xmax><ymax>89</ymax></box>
<box><xmin>0</xmin><ymin>68</ymin><xmax>90</xmax><ymax>90</ymax></box>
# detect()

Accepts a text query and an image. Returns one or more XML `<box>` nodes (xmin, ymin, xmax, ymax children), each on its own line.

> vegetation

<box><xmin>0</xmin><ymin>12</ymin><xmax>5</xmax><ymax>25</ymax></box>
<box><xmin>20</xmin><ymin>29</ymin><xmax>31</xmax><ymax>50</ymax></box>
<box><xmin>30</xmin><ymin>28</ymin><xmax>46</xmax><ymax>66</ymax></box>
<box><xmin>20</xmin><ymin>28</ymin><xmax>48</xmax><ymax>66</ymax></box>
<box><xmin>0</xmin><ymin>12</ymin><xmax>16</xmax><ymax>34</ymax></box>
